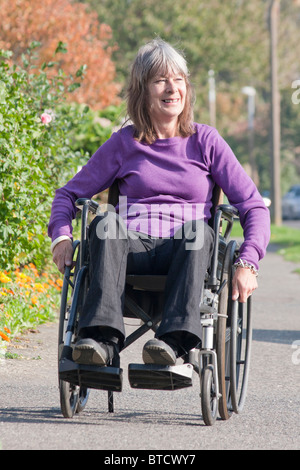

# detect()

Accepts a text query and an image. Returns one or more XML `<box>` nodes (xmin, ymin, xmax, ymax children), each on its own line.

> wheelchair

<box><xmin>57</xmin><ymin>183</ymin><xmax>252</xmax><ymax>426</ymax></box>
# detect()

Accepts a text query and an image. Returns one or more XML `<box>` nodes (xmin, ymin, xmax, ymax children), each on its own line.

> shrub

<box><xmin>0</xmin><ymin>42</ymin><xmax>89</xmax><ymax>271</ymax></box>
<box><xmin>71</xmin><ymin>103</ymin><xmax>126</xmax><ymax>157</ymax></box>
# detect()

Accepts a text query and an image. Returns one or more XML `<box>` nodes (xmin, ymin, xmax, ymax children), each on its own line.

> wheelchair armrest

<box><xmin>208</xmin><ymin>204</ymin><xmax>239</xmax><ymax>288</ymax></box>
<box><xmin>75</xmin><ymin>198</ymin><xmax>99</xmax><ymax>215</ymax></box>
<box><xmin>217</xmin><ymin>204</ymin><xmax>239</xmax><ymax>241</ymax></box>
<box><xmin>75</xmin><ymin>199</ymin><xmax>99</xmax><ymax>268</ymax></box>
<box><xmin>216</xmin><ymin>204</ymin><xmax>239</xmax><ymax>220</ymax></box>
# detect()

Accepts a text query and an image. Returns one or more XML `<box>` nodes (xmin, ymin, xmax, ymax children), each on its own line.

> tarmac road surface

<box><xmin>0</xmin><ymin>244</ymin><xmax>299</xmax><ymax>451</ymax></box>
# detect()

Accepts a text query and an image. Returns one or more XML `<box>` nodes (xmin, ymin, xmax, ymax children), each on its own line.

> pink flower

<box><xmin>41</xmin><ymin>113</ymin><xmax>52</xmax><ymax>125</ymax></box>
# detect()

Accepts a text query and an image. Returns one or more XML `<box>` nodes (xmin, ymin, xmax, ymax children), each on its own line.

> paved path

<box><xmin>0</xmin><ymin>245</ymin><xmax>299</xmax><ymax>450</ymax></box>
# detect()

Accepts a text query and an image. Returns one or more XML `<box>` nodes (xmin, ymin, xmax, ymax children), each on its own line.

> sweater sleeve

<box><xmin>48</xmin><ymin>131</ymin><xmax>123</xmax><ymax>242</ymax></box>
<box><xmin>205</xmin><ymin>128</ymin><xmax>270</xmax><ymax>269</ymax></box>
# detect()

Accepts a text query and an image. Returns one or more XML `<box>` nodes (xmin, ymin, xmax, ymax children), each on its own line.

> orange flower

<box><xmin>0</xmin><ymin>330</ymin><xmax>10</xmax><ymax>342</ymax></box>
<box><xmin>0</xmin><ymin>272</ymin><xmax>12</xmax><ymax>283</ymax></box>
<box><xmin>4</xmin><ymin>326</ymin><xmax>11</xmax><ymax>334</ymax></box>
<box><xmin>5</xmin><ymin>289</ymin><xmax>15</xmax><ymax>295</ymax></box>
<box><xmin>31</xmin><ymin>295</ymin><xmax>38</xmax><ymax>305</ymax></box>
<box><xmin>56</xmin><ymin>279</ymin><xmax>63</xmax><ymax>287</ymax></box>
<box><xmin>34</xmin><ymin>283</ymin><xmax>46</xmax><ymax>293</ymax></box>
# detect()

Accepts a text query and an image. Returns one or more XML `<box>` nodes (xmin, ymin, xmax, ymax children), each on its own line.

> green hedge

<box><xmin>0</xmin><ymin>42</ymin><xmax>89</xmax><ymax>271</ymax></box>
<box><xmin>71</xmin><ymin>103</ymin><xmax>126</xmax><ymax>157</ymax></box>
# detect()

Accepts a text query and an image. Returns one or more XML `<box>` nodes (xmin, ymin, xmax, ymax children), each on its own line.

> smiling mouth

<box><xmin>162</xmin><ymin>99</ymin><xmax>180</xmax><ymax>103</ymax></box>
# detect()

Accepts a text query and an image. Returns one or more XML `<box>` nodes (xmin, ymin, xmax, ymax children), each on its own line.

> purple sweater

<box><xmin>48</xmin><ymin>123</ymin><xmax>270</xmax><ymax>269</ymax></box>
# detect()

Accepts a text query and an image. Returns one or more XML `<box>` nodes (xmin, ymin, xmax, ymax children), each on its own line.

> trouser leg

<box><xmin>78</xmin><ymin>212</ymin><xmax>154</xmax><ymax>347</ymax></box>
<box><xmin>78</xmin><ymin>212</ymin><xmax>129</xmax><ymax>344</ymax></box>
<box><xmin>155</xmin><ymin>220</ymin><xmax>215</xmax><ymax>353</ymax></box>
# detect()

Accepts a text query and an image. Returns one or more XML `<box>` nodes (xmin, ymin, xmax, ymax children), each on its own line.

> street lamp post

<box><xmin>242</xmin><ymin>86</ymin><xmax>257</xmax><ymax>184</ymax></box>
<box><xmin>208</xmin><ymin>69</ymin><xmax>216</xmax><ymax>128</ymax></box>
<box><xmin>269</xmin><ymin>0</ymin><xmax>282</xmax><ymax>225</ymax></box>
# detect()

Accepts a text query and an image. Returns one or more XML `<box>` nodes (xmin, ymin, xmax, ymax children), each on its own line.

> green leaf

<box><xmin>28</xmin><ymin>41</ymin><xmax>42</xmax><ymax>50</ymax></box>
<box><xmin>75</xmin><ymin>65</ymin><xmax>87</xmax><ymax>77</ymax></box>
<box><xmin>0</xmin><ymin>81</ymin><xmax>7</xmax><ymax>103</ymax></box>
<box><xmin>45</xmin><ymin>61</ymin><xmax>57</xmax><ymax>68</ymax></box>
<box><xmin>21</xmin><ymin>54</ymin><xmax>29</xmax><ymax>68</ymax></box>
<box><xmin>0</xmin><ymin>50</ymin><xmax>13</xmax><ymax>59</ymax></box>
<box><xmin>67</xmin><ymin>82</ymin><xmax>81</xmax><ymax>93</ymax></box>
<box><xmin>55</xmin><ymin>42</ymin><xmax>68</xmax><ymax>55</ymax></box>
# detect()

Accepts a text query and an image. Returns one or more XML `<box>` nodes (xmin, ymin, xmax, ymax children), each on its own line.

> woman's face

<box><xmin>147</xmin><ymin>70</ymin><xmax>187</xmax><ymax>130</ymax></box>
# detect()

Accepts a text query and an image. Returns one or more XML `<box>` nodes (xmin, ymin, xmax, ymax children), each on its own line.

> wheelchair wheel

<box><xmin>216</xmin><ymin>240</ymin><xmax>236</xmax><ymax>421</ymax></box>
<box><xmin>201</xmin><ymin>365</ymin><xmax>218</xmax><ymax>426</ymax></box>
<box><xmin>230</xmin><ymin>296</ymin><xmax>252</xmax><ymax>414</ymax></box>
<box><xmin>58</xmin><ymin>243</ymin><xmax>90</xmax><ymax>418</ymax></box>
<box><xmin>217</xmin><ymin>240</ymin><xmax>253</xmax><ymax>419</ymax></box>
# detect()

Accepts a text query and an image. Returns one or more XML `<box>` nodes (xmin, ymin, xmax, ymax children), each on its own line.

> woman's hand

<box><xmin>232</xmin><ymin>267</ymin><xmax>258</xmax><ymax>303</ymax></box>
<box><xmin>52</xmin><ymin>239</ymin><xmax>73</xmax><ymax>274</ymax></box>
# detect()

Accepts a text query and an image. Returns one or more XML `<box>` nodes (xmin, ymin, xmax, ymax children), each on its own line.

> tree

<box><xmin>0</xmin><ymin>0</ymin><xmax>121</xmax><ymax>109</ymax></box>
<box><xmin>84</xmin><ymin>1</ymin><xmax>268</xmax><ymax>107</ymax></box>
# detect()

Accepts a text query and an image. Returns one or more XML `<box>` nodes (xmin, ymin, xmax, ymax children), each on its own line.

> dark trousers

<box><xmin>79</xmin><ymin>212</ymin><xmax>214</xmax><ymax>352</ymax></box>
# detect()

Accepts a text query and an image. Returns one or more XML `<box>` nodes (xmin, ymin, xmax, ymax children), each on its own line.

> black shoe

<box><xmin>142</xmin><ymin>338</ymin><xmax>177</xmax><ymax>366</ymax></box>
<box><xmin>72</xmin><ymin>338</ymin><xmax>116</xmax><ymax>366</ymax></box>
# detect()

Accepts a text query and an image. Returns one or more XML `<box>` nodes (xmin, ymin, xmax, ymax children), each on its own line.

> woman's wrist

<box><xmin>234</xmin><ymin>259</ymin><xmax>258</xmax><ymax>277</ymax></box>
<box><xmin>51</xmin><ymin>236</ymin><xmax>72</xmax><ymax>254</ymax></box>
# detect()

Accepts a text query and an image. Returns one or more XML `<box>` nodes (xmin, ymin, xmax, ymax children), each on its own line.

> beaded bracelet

<box><xmin>234</xmin><ymin>259</ymin><xmax>258</xmax><ymax>277</ymax></box>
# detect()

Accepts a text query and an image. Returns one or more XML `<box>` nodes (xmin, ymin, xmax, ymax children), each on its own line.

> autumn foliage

<box><xmin>0</xmin><ymin>0</ymin><xmax>121</xmax><ymax>109</ymax></box>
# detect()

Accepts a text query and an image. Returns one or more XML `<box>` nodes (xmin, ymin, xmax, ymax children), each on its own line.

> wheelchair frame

<box><xmin>57</xmin><ymin>188</ymin><xmax>252</xmax><ymax>426</ymax></box>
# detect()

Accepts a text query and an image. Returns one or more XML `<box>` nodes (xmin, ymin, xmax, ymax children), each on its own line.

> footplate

<box><xmin>59</xmin><ymin>358</ymin><xmax>123</xmax><ymax>392</ymax></box>
<box><xmin>128</xmin><ymin>363</ymin><xmax>193</xmax><ymax>390</ymax></box>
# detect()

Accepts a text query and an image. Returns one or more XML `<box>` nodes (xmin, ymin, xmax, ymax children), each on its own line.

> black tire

<box><xmin>58</xmin><ymin>265</ymin><xmax>73</xmax><ymax>357</ymax></box>
<box><xmin>59</xmin><ymin>380</ymin><xmax>79</xmax><ymax>418</ymax></box>
<box><xmin>58</xmin><ymin>243</ymin><xmax>90</xmax><ymax>418</ymax></box>
<box><xmin>230</xmin><ymin>297</ymin><xmax>252</xmax><ymax>414</ymax></box>
<box><xmin>216</xmin><ymin>240</ymin><xmax>236</xmax><ymax>421</ymax></box>
<box><xmin>201</xmin><ymin>365</ymin><xmax>218</xmax><ymax>426</ymax></box>
<box><xmin>76</xmin><ymin>387</ymin><xmax>90</xmax><ymax>414</ymax></box>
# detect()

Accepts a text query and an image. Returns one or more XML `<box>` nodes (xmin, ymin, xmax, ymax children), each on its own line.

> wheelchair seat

<box><xmin>126</xmin><ymin>274</ymin><xmax>166</xmax><ymax>292</ymax></box>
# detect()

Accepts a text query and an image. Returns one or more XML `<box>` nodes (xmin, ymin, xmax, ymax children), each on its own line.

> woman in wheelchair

<box><xmin>49</xmin><ymin>39</ymin><xmax>270</xmax><ymax>370</ymax></box>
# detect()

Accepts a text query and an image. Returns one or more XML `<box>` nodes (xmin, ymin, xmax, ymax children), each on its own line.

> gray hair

<box><xmin>126</xmin><ymin>38</ymin><xmax>195</xmax><ymax>144</ymax></box>
<box><xmin>133</xmin><ymin>38</ymin><xmax>190</xmax><ymax>86</ymax></box>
